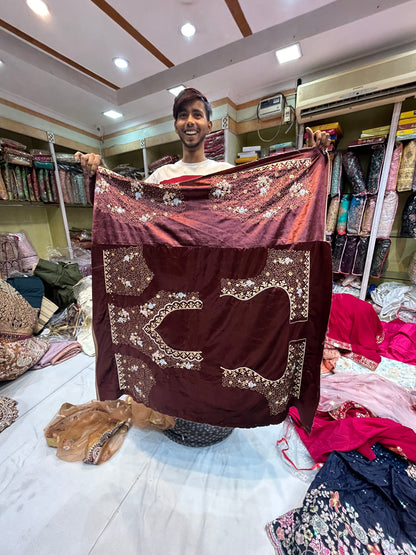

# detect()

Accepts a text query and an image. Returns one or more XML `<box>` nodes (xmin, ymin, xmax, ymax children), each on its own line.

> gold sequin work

<box><xmin>221</xmin><ymin>339</ymin><xmax>306</xmax><ymax>415</ymax></box>
<box><xmin>220</xmin><ymin>249</ymin><xmax>310</xmax><ymax>322</ymax></box>
<box><xmin>103</xmin><ymin>247</ymin><xmax>154</xmax><ymax>295</ymax></box>
<box><xmin>115</xmin><ymin>353</ymin><xmax>155</xmax><ymax>404</ymax></box>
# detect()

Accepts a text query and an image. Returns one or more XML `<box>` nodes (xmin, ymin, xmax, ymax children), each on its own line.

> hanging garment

<box><xmin>266</xmin><ymin>446</ymin><xmax>416</xmax><ymax>555</ymax></box>
<box><xmin>91</xmin><ymin>149</ymin><xmax>332</xmax><ymax>431</ymax></box>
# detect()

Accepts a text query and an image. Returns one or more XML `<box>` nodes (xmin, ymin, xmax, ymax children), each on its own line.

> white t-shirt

<box><xmin>145</xmin><ymin>159</ymin><xmax>233</xmax><ymax>184</ymax></box>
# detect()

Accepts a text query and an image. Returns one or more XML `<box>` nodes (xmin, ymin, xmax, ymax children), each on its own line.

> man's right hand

<box><xmin>74</xmin><ymin>152</ymin><xmax>103</xmax><ymax>177</ymax></box>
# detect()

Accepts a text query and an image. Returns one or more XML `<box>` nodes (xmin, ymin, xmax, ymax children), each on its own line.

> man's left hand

<box><xmin>305</xmin><ymin>127</ymin><xmax>331</xmax><ymax>152</ymax></box>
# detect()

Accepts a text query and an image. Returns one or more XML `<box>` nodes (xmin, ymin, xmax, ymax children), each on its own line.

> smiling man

<box><xmin>144</xmin><ymin>87</ymin><xmax>233</xmax><ymax>184</ymax></box>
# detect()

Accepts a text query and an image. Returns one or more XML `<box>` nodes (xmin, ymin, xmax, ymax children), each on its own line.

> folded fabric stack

<box><xmin>148</xmin><ymin>154</ymin><xmax>179</xmax><ymax>173</ymax></box>
<box><xmin>204</xmin><ymin>130</ymin><xmax>225</xmax><ymax>161</ymax></box>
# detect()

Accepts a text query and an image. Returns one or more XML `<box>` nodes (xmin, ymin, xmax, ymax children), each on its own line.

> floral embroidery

<box><xmin>221</xmin><ymin>339</ymin><xmax>305</xmax><ymax>415</ymax></box>
<box><xmin>115</xmin><ymin>353</ymin><xmax>156</xmax><ymax>403</ymax></box>
<box><xmin>163</xmin><ymin>191</ymin><xmax>183</xmax><ymax>206</ymax></box>
<box><xmin>211</xmin><ymin>179</ymin><xmax>232</xmax><ymax>198</ymax></box>
<box><xmin>208</xmin><ymin>158</ymin><xmax>313</xmax><ymax>221</ymax></box>
<box><xmin>109</xmin><ymin>291</ymin><xmax>203</xmax><ymax>371</ymax></box>
<box><xmin>267</xmin><ymin>459</ymin><xmax>416</xmax><ymax>555</ymax></box>
<box><xmin>103</xmin><ymin>246</ymin><xmax>154</xmax><ymax>296</ymax></box>
<box><xmin>220</xmin><ymin>249</ymin><xmax>310</xmax><ymax>322</ymax></box>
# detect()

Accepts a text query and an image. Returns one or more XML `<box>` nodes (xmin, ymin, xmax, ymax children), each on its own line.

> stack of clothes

<box><xmin>267</xmin><ymin>293</ymin><xmax>416</xmax><ymax>554</ymax></box>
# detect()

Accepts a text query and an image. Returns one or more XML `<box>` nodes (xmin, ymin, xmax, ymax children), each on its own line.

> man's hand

<box><xmin>305</xmin><ymin>127</ymin><xmax>331</xmax><ymax>152</ymax></box>
<box><xmin>74</xmin><ymin>152</ymin><xmax>104</xmax><ymax>177</ymax></box>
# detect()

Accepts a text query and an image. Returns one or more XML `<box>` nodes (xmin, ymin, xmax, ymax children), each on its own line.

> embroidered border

<box><xmin>220</xmin><ymin>249</ymin><xmax>310</xmax><ymax>322</ymax></box>
<box><xmin>109</xmin><ymin>291</ymin><xmax>203</xmax><ymax>371</ymax></box>
<box><xmin>103</xmin><ymin>246</ymin><xmax>154</xmax><ymax>296</ymax></box>
<box><xmin>221</xmin><ymin>339</ymin><xmax>306</xmax><ymax>415</ymax></box>
<box><xmin>115</xmin><ymin>352</ymin><xmax>156</xmax><ymax>403</ymax></box>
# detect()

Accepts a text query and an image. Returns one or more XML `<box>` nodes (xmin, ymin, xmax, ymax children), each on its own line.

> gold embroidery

<box><xmin>115</xmin><ymin>353</ymin><xmax>155</xmax><ymax>403</ymax></box>
<box><xmin>108</xmin><ymin>291</ymin><xmax>203</xmax><ymax>370</ymax></box>
<box><xmin>103</xmin><ymin>247</ymin><xmax>154</xmax><ymax>295</ymax></box>
<box><xmin>221</xmin><ymin>339</ymin><xmax>306</xmax><ymax>415</ymax></box>
<box><xmin>220</xmin><ymin>249</ymin><xmax>310</xmax><ymax>322</ymax></box>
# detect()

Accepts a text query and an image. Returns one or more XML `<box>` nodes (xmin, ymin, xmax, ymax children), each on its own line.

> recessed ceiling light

<box><xmin>181</xmin><ymin>23</ymin><xmax>196</xmax><ymax>38</ymax></box>
<box><xmin>275</xmin><ymin>43</ymin><xmax>302</xmax><ymax>64</ymax></box>
<box><xmin>103</xmin><ymin>110</ymin><xmax>123</xmax><ymax>119</ymax></box>
<box><xmin>26</xmin><ymin>0</ymin><xmax>49</xmax><ymax>17</ymax></box>
<box><xmin>168</xmin><ymin>85</ymin><xmax>186</xmax><ymax>96</ymax></box>
<box><xmin>113</xmin><ymin>57</ymin><xmax>129</xmax><ymax>69</ymax></box>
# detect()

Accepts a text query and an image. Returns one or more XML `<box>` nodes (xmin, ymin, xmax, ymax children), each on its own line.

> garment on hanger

<box><xmin>91</xmin><ymin>148</ymin><xmax>332</xmax><ymax>431</ymax></box>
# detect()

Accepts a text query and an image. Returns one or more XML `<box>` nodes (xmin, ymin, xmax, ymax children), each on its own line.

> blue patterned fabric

<box><xmin>267</xmin><ymin>446</ymin><xmax>416</xmax><ymax>554</ymax></box>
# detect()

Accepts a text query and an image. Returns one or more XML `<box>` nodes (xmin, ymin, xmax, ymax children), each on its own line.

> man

<box><xmin>76</xmin><ymin>87</ymin><xmax>329</xmax><ymax>179</ymax></box>
<box><xmin>76</xmin><ymin>88</ymin><xmax>330</xmax><ymax>446</ymax></box>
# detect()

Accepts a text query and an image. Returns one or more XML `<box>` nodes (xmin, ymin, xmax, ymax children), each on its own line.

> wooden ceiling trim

<box><xmin>0</xmin><ymin>98</ymin><xmax>100</xmax><ymax>141</ymax></box>
<box><xmin>90</xmin><ymin>0</ymin><xmax>174</xmax><ymax>68</ymax></box>
<box><xmin>0</xmin><ymin>19</ymin><xmax>119</xmax><ymax>90</ymax></box>
<box><xmin>224</xmin><ymin>0</ymin><xmax>252</xmax><ymax>37</ymax></box>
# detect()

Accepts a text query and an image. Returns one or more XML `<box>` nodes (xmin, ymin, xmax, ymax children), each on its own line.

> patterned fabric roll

<box><xmin>366</xmin><ymin>144</ymin><xmax>385</xmax><ymax>194</ymax></box>
<box><xmin>326</xmin><ymin>196</ymin><xmax>340</xmax><ymax>234</ymax></box>
<box><xmin>342</xmin><ymin>151</ymin><xmax>366</xmax><ymax>195</ymax></box>
<box><xmin>340</xmin><ymin>236</ymin><xmax>359</xmax><ymax>275</ymax></box>
<box><xmin>347</xmin><ymin>194</ymin><xmax>366</xmax><ymax>235</ymax></box>
<box><xmin>331</xmin><ymin>233</ymin><xmax>347</xmax><ymax>273</ymax></box>
<box><xmin>370</xmin><ymin>238</ymin><xmax>391</xmax><ymax>278</ymax></box>
<box><xmin>336</xmin><ymin>194</ymin><xmax>352</xmax><ymax>235</ymax></box>
<box><xmin>376</xmin><ymin>191</ymin><xmax>398</xmax><ymax>238</ymax></box>
<box><xmin>396</xmin><ymin>139</ymin><xmax>416</xmax><ymax>192</ymax></box>
<box><xmin>352</xmin><ymin>236</ymin><xmax>369</xmax><ymax>276</ymax></box>
<box><xmin>401</xmin><ymin>192</ymin><xmax>416</xmax><ymax>238</ymax></box>
<box><xmin>386</xmin><ymin>142</ymin><xmax>403</xmax><ymax>192</ymax></box>
<box><xmin>360</xmin><ymin>194</ymin><xmax>377</xmax><ymax>236</ymax></box>
<box><xmin>330</xmin><ymin>152</ymin><xmax>343</xmax><ymax>197</ymax></box>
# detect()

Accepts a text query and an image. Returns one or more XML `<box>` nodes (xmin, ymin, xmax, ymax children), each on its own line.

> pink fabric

<box><xmin>378</xmin><ymin>318</ymin><xmax>416</xmax><ymax>364</ymax></box>
<box><xmin>325</xmin><ymin>293</ymin><xmax>384</xmax><ymax>370</ymax></box>
<box><xmin>318</xmin><ymin>372</ymin><xmax>416</xmax><ymax>432</ymax></box>
<box><xmin>31</xmin><ymin>341</ymin><xmax>82</xmax><ymax>369</ymax></box>
<box><xmin>289</xmin><ymin>407</ymin><xmax>416</xmax><ymax>463</ymax></box>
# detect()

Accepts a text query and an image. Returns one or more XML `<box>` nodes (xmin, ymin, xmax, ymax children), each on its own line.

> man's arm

<box><xmin>74</xmin><ymin>152</ymin><xmax>107</xmax><ymax>176</ymax></box>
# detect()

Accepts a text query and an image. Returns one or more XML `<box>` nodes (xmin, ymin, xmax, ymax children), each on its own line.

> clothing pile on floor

<box><xmin>267</xmin><ymin>292</ymin><xmax>416</xmax><ymax>554</ymax></box>
<box><xmin>0</xmin><ymin>231</ymin><xmax>95</xmax><ymax>390</ymax></box>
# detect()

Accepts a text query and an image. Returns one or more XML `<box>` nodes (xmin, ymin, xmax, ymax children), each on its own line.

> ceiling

<box><xmin>1</xmin><ymin>0</ymin><xmax>416</xmax><ymax>137</ymax></box>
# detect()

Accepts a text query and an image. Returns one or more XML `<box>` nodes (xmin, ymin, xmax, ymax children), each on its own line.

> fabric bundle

<box><xmin>204</xmin><ymin>130</ymin><xmax>225</xmax><ymax>161</ymax></box>
<box><xmin>92</xmin><ymin>149</ymin><xmax>332</xmax><ymax>431</ymax></box>
<box><xmin>267</xmin><ymin>447</ymin><xmax>416</xmax><ymax>554</ymax></box>
<box><xmin>44</xmin><ymin>398</ymin><xmax>175</xmax><ymax>464</ymax></box>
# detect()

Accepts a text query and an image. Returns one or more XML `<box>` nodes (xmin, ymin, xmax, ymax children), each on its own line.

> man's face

<box><xmin>174</xmin><ymin>99</ymin><xmax>212</xmax><ymax>152</ymax></box>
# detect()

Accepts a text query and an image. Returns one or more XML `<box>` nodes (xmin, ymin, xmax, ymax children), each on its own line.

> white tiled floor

<box><xmin>0</xmin><ymin>354</ymin><xmax>311</xmax><ymax>555</ymax></box>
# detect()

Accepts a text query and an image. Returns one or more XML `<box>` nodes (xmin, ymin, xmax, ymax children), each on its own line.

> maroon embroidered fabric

<box><xmin>91</xmin><ymin>148</ymin><xmax>332</xmax><ymax>430</ymax></box>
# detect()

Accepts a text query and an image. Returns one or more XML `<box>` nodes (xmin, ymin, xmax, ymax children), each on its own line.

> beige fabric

<box><xmin>44</xmin><ymin>397</ymin><xmax>175</xmax><ymax>464</ymax></box>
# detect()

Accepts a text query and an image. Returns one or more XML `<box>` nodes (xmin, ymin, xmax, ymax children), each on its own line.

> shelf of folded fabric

<box><xmin>321</xmin><ymin>97</ymin><xmax>416</xmax><ymax>297</ymax></box>
<box><xmin>0</xmin><ymin>129</ymin><xmax>94</xmax><ymax>258</ymax></box>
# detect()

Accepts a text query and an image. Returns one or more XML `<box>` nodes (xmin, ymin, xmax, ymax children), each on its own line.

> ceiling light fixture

<box><xmin>103</xmin><ymin>110</ymin><xmax>123</xmax><ymax>119</ymax></box>
<box><xmin>26</xmin><ymin>0</ymin><xmax>50</xmax><ymax>17</ymax></box>
<box><xmin>275</xmin><ymin>43</ymin><xmax>302</xmax><ymax>64</ymax></box>
<box><xmin>180</xmin><ymin>23</ymin><xmax>196</xmax><ymax>38</ymax></box>
<box><xmin>113</xmin><ymin>57</ymin><xmax>129</xmax><ymax>69</ymax></box>
<box><xmin>168</xmin><ymin>85</ymin><xmax>186</xmax><ymax>96</ymax></box>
